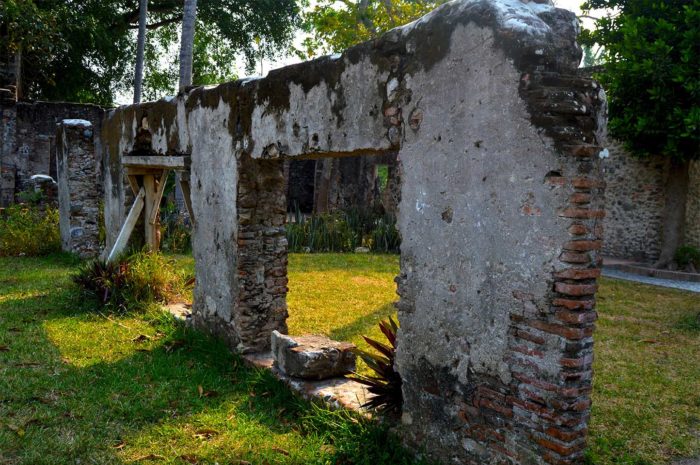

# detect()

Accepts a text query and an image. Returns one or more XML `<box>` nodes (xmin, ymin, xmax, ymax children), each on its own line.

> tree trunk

<box><xmin>14</xmin><ymin>47</ymin><xmax>22</xmax><ymax>100</ymax></box>
<box><xmin>133</xmin><ymin>0</ymin><xmax>148</xmax><ymax>104</ymax></box>
<box><xmin>178</xmin><ymin>0</ymin><xmax>198</xmax><ymax>90</ymax></box>
<box><xmin>314</xmin><ymin>158</ymin><xmax>334</xmax><ymax>214</ymax></box>
<box><xmin>654</xmin><ymin>158</ymin><xmax>691</xmax><ymax>268</ymax></box>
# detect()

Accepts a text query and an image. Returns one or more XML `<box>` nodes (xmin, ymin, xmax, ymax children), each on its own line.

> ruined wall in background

<box><xmin>602</xmin><ymin>142</ymin><xmax>668</xmax><ymax>261</ymax></box>
<box><xmin>0</xmin><ymin>97</ymin><xmax>17</xmax><ymax>206</ymax></box>
<box><xmin>100</xmin><ymin>1</ymin><xmax>606</xmax><ymax>462</ymax></box>
<box><xmin>56</xmin><ymin>120</ymin><xmax>102</xmax><ymax>258</ymax></box>
<box><xmin>15</xmin><ymin>102</ymin><xmax>104</xmax><ymax>188</ymax></box>
<box><xmin>601</xmin><ymin>141</ymin><xmax>700</xmax><ymax>261</ymax></box>
<box><xmin>685</xmin><ymin>161</ymin><xmax>700</xmax><ymax>249</ymax></box>
<box><xmin>0</xmin><ymin>99</ymin><xmax>104</xmax><ymax>206</ymax></box>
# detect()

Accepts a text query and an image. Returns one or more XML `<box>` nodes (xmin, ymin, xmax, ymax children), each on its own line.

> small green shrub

<box><xmin>17</xmin><ymin>188</ymin><xmax>45</xmax><ymax>205</ymax></box>
<box><xmin>0</xmin><ymin>204</ymin><xmax>61</xmax><ymax>256</ymax></box>
<box><xmin>73</xmin><ymin>251</ymin><xmax>192</xmax><ymax>313</ymax></box>
<box><xmin>674</xmin><ymin>245</ymin><xmax>700</xmax><ymax>269</ymax></box>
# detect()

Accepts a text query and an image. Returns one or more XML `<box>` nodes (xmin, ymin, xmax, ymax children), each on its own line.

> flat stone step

<box><xmin>242</xmin><ymin>351</ymin><xmax>373</xmax><ymax>413</ymax></box>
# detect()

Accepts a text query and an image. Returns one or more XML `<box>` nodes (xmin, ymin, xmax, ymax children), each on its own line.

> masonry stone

<box><xmin>0</xmin><ymin>99</ymin><xmax>104</xmax><ymax>206</ymax></box>
<box><xmin>101</xmin><ymin>1</ymin><xmax>606</xmax><ymax>463</ymax></box>
<box><xmin>599</xmin><ymin>140</ymin><xmax>700</xmax><ymax>261</ymax></box>
<box><xmin>57</xmin><ymin>120</ymin><xmax>102</xmax><ymax>258</ymax></box>
<box><xmin>271</xmin><ymin>331</ymin><xmax>356</xmax><ymax>380</ymax></box>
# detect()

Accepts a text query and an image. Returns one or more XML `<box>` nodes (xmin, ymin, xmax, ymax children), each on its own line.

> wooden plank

<box><xmin>149</xmin><ymin>170</ymin><xmax>169</xmax><ymax>225</ymax></box>
<box><xmin>125</xmin><ymin>167</ymin><xmax>166</xmax><ymax>175</ymax></box>
<box><xmin>127</xmin><ymin>175</ymin><xmax>140</xmax><ymax>196</ymax></box>
<box><xmin>143</xmin><ymin>175</ymin><xmax>157</xmax><ymax>250</ymax></box>
<box><xmin>107</xmin><ymin>187</ymin><xmax>145</xmax><ymax>263</ymax></box>
<box><xmin>122</xmin><ymin>155</ymin><xmax>187</xmax><ymax>169</ymax></box>
<box><xmin>178</xmin><ymin>178</ymin><xmax>195</xmax><ymax>226</ymax></box>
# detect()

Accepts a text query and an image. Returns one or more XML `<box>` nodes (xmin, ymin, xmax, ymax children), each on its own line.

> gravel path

<box><xmin>602</xmin><ymin>267</ymin><xmax>700</xmax><ymax>293</ymax></box>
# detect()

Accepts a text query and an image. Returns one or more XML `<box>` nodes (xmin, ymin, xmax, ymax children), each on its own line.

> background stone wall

<box><xmin>602</xmin><ymin>140</ymin><xmax>700</xmax><ymax>261</ymax></box>
<box><xmin>0</xmin><ymin>99</ymin><xmax>104</xmax><ymax>206</ymax></box>
<box><xmin>56</xmin><ymin>120</ymin><xmax>102</xmax><ymax>258</ymax></box>
<box><xmin>683</xmin><ymin>161</ymin><xmax>700</xmax><ymax>249</ymax></box>
<box><xmin>0</xmin><ymin>98</ymin><xmax>17</xmax><ymax>206</ymax></box>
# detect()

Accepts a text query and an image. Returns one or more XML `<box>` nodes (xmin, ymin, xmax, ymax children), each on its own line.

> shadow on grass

<box><xmin>328</xmin><ymin>302</ymin><xmax>396</xmax><ymax>342</ymax></box>
<box><xmin>0</xmin><ymin>256</ymin><xmax>424</xmax><ymax>465</ymax></box>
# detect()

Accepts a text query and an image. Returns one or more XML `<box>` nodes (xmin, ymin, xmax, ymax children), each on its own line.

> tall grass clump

<box><xmin>0</xmin><ymin>204</ymin><xmax>60</xmax><ymax>256</ymax></box>
<box><xmin>287</xmin><ymin>206</ymin><xmax>400</xmax><ymax>253</ymax></box>
<box><xmin>73</xmin><ymin>250</ymin><xmax>192</xmax><ymax>313</ymax></box>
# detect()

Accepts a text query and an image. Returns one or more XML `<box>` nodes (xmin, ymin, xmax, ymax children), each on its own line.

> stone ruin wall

<box><xmin>56</xmin><ymin>120</ymin><xmax>102</xmax><ymax>258</ymax></box>
<box><xmin>601</xmin><ymin>140</ymin><xmax>700</xmax><ymax>261</ymax></box>
<box><xmin>100</xmin><ymin>1</ymin><xmax>606</xmax><ymax>463</ymax></box>
<box><xmin>0</xmin><ymin>99</ymin><xmax>104</xmax><ymax>207</ymax></box>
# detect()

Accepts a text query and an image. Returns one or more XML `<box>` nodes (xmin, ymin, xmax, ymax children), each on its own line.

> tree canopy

<box><xmin>0</xmin><ymin>0</ymin><xmax>300</xmax><ymax>105</ymax></box>
<box><xmin>299</xmin><ymin>0</ymin><xmax>446</xmax><ymax>58</ymax></box>
<box><xmin>580</xmin><ymin>0</ymin><xmax>700</xmax><ymax>162</ymax></box>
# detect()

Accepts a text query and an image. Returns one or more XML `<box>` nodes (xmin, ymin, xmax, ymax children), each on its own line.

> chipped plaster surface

<box><xmin>397</xmin><ymin>24</ymin><xmax>567</xmax><ymax>389</ymax></box>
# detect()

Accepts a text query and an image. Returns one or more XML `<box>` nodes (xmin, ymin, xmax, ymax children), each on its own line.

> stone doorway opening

<box><xmin>281</xmin><ymin>149</ymin><xmax>403</xmax><ymax>356</ymax></box>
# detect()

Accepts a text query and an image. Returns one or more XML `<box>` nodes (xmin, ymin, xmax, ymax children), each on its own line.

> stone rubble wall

<box><xmin>601</xmin><ymin>140</ymin><xmax>700</xmax><ymax>261</ymax></box>
<box><xmin>0</xmin><ymin>98</ymin><xmax>17</xmax><ymax>207</ymax></box>
<box><xmin>232</xmin><ymin>155</ymin><xmax>289</xmax><ymax>353</ymax></box>
<box><xmin>56</xmin><ymin>121</ymin><xmax>102</xmax><ymax>258</ymax></box>
<box><xmin>685</xmin><ymin>161</ymin><xmax>700</xmax><ymax>249</ymax></box>
<box><xmin>0</xmin><ymin>99</ymin><xmax>104</xmax><ymax>206</ymax></box>
<box><xmin>100</xmin><ymin>1</ymin><xmax>606</xmax><ymax>463</ymax></box>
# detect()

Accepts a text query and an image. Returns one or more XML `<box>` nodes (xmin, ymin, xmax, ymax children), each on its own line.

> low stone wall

<box><xmin>56</xmin><ymin>120</ymin><xmax>101</xmax><ymax>258</ymax></box>
<box><xmin>101</xmin><ymin>1</ymin><xmax>606</xmax><ymax>463</ymax></box>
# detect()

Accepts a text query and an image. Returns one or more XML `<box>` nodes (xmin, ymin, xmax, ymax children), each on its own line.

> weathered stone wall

<box><xmin>234</xmin><ymin>155</ymin><xmax>289</xmax><ymax>352</ymax></box>
<box><xmin>0</xmin><ymin>99</ymin><xmax>104</xmax><ymax>206</ymax></box>
<box><xmin>686</xmin><ymin>161</ymin><xmax>700</xmax><ymax>249</ymax></box>
<box><xmin>56</xmin><ymin>120</ymin><xmax>102</xmax><ymax>258</ymax></box>
<box><xmin>392</xmin><ymin>4</ymin><xmax>605</xmax><ymax>463</ymax></box>
<box><xmin>0</xmin><ymin>98</ymin><xmax>17</xmax><ymax>207</ymax></box>
<box><xmin>100</xmin><ymin>1</ymin><xmax>606</xmax><ymax>462</ymax></box>
<box><xmin>601</xmin><ymin>141</ymin><xmax>668</xmax><ymax>261</ymax></box>
<box><xmin>601</xmin><ymin>141</ymin><xmax>700</xmax><ymax>260</ymax></box>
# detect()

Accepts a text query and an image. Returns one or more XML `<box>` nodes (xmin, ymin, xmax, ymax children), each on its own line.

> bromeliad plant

<box><xmin>73</xmin><ymin>258</ymin><xmax>130</xmax><ymax>310</ymax></box>
<box><xmin>348</xmin><ymin>317</ymin><xmax>403</xmax><ymax>414</ymax></box>
<box><xmin>73</xmin><ymin>251</ymin><xmax>193</xmax><ymax>313</ymax></box>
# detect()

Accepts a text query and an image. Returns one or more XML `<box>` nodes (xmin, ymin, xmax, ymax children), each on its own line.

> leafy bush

<box><xmin>73</xmin><ymin>251</ymin><xmax>192</xmax><ymax>313</ymax></box>
<box><xmin>0</xmin><ymin>204</ymin><xmax>61</xmax><ymax>256</ymax></box>
<box><xmin>674</xmin><ymin>245</ymin><xmax>700</xmax><ymax>269</ymax></box>
<box><xmin>287</xmin><ymin>207</ymin><xmax>400</xmax><ymax>253</ymax></box>
<box><xmin>348</xmin><ymin>317</ymin><xmax>402</xmax><ymax>414</ymax></box>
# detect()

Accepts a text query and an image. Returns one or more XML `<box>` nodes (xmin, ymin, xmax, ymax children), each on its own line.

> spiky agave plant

<box><xmin>348</xmin><ymin>317</ymin><xmax>402</xmax><ymax>414</ymax></box>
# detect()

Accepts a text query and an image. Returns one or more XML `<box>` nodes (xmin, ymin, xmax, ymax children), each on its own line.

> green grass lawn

<box><xmin>1</xmin><ymin>253</ymin><xmax>699</xmax><ymax>464</ymax></box>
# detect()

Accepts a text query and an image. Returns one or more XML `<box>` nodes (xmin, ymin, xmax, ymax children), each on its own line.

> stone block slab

<box><xmin>271</xmin><ymin>331</ymin><xmax>356</xmax><ymax>380</ymax></box>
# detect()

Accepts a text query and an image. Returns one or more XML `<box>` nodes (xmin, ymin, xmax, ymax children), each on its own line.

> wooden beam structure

<box><xmin>106</xmin><ymin>155</ymin><xmax>192</xmax><ymax>262</ymax></box>
<box><xmin>122</xmin><ymin>155</ymin><xmax>188</xmax><ymax>170</ymax></box>
<box><xmin>106</xmin><ymin>187</ymin><xmax>145</xmax><ymax>262</ymax></box>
